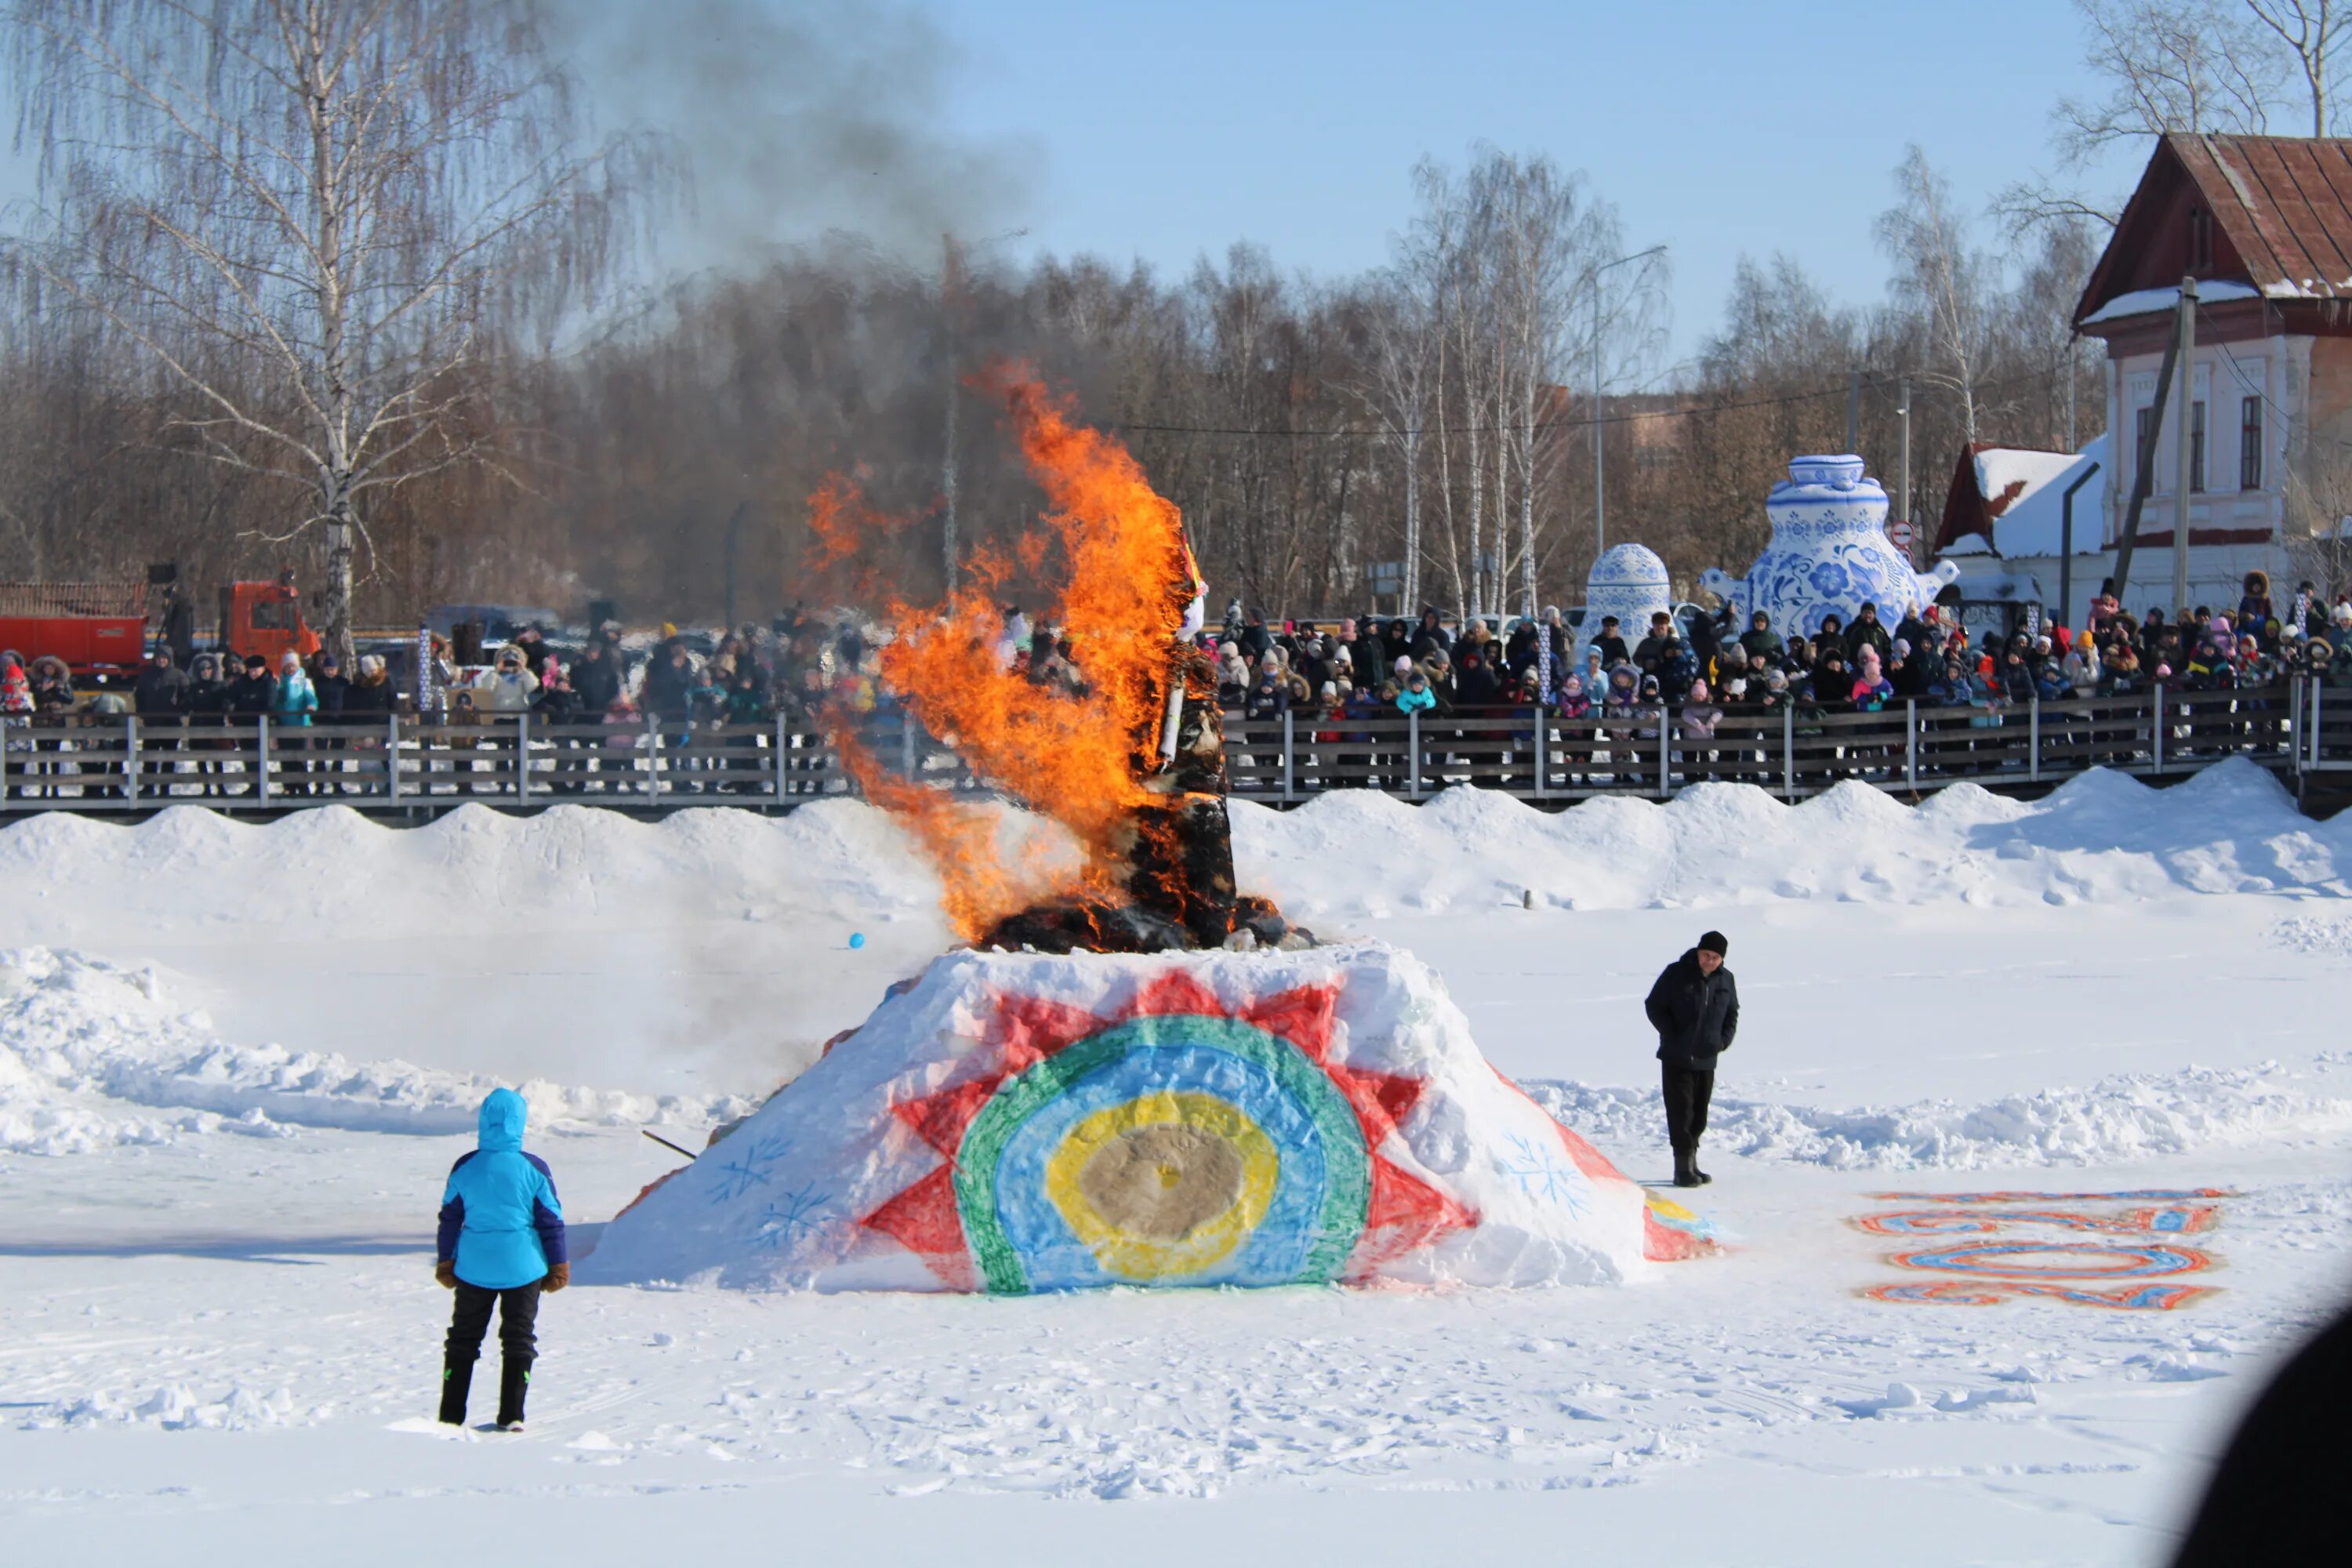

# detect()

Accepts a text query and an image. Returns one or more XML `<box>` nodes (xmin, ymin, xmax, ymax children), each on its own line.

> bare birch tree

<box><xmin>1354</xmin><ymin>272</ymin><xmax>1433</xmax><ymax>610</ymax></box>
<box><xmin>3</xmin><ymin>0</ymin><xmax>652</xmax><ymax>661</ymax></box>
<box><xmin>1880</xmin><ymin>147</ymin><xmax>1994</xmax><ymax>444</ymax></box>
<box><xmin>2243</xmin><ymin>0</ymin><xmax>2352</xmax><ymax>132</ymax></box>
<box><xmin>2002</xmin><ymin>0</ymin><xmax>2282</xmax><ymax>232</ymax></box>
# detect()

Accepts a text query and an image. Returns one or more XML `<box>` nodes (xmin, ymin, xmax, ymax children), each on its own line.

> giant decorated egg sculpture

<box><xmin>1583</xmin><ymin>543</ymin><xmax>1673</xmax><ymax>642</ymax></box>
<box><xmin>1699</xmin><ymin>454</ymin><xmax>1958</xmax><ymax>639</ymax></box>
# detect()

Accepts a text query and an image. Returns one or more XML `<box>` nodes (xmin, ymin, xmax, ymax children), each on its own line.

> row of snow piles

<box><xmin>0</xmin><ymin>760</ymin><xmax>2339</xmax><ymax>934</ymax></box>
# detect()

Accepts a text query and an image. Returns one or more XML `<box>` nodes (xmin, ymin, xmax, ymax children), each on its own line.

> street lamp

<box><xmin>1589</xmin><ymin>245</ymin><xmax>1667</xmax><ymax>558</ymax></box>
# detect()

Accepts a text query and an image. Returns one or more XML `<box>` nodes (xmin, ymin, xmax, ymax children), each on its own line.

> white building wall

<box><xmin>2100</xmin><ymin>332</ymin><xmax>2295</xmax><ymax>613</ymax></box>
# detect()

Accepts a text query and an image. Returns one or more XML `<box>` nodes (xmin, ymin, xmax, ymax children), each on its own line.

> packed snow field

<box><xmin>4</xmin><ymin>760</ymin><xmax>2350</xmax><ymax>1563</ymax></box>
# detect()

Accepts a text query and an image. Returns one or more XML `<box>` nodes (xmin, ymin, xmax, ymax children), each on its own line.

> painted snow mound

<box><xmin>584</xmin><ymin>942</ymin><xmax>1708</xmax><ymax>1293</ymax></box>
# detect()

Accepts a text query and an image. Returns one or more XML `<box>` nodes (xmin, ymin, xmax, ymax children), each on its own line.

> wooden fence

<box><xmin>0</xmin><ymin>684</ymin><xmax>2341</xmax><ymax>815</ymax></box>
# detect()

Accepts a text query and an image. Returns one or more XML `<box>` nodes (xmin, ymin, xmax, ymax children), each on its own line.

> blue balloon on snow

<box><xmin>848</xmin><ymin>932</ymin><xmax>866</xmax><ymax>949</ymax></box>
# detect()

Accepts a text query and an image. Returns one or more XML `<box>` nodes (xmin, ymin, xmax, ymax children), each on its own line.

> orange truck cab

<box><xmin>220</xmin><ymin>579</ymin><xmax>322</xmax><ymax>667</ymax></box>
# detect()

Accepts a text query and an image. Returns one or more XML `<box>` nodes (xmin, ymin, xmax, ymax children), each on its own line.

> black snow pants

<box><xmin>1661</xmin><ymin>1064</ymin><xmax>1715</xmax><ymax>1166</ymax></box>
<box><xmin>441</xmin><ymin>1279</ymin><xmax>541</xmax><ymax>1427</ymax></box>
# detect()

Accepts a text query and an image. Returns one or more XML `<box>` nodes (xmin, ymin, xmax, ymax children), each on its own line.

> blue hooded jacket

<box><xmin>437</xmin><ymin>1089</ymin><xmax>566</xmax><ymax>1290</ymax></box>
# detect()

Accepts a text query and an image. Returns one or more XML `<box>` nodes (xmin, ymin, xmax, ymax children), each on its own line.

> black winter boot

<box><xmin>495</xmin><ymin>1358</ymin><xmax>532</xmax><ymax>1431</ymax></box>
<box><xmin>437</xmin><ymin>1357</ymin><xmax>474</xmax><ymax>1426</ymax></box>
<box><xmin>1671</xmin><ymin>1150</ymin><xmax>1700</xmax><ymax>1189</ymax></box>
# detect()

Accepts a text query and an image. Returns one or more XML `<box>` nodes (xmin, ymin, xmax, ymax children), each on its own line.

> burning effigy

<box><xmin>807</xmin><ymin>368</ymin><xmax>1252</xmax><ymax>954</ymax></box>
<box><xmin>585</xmin><ymin>375</ymin><xmax>1711</xmax><ymax>1293</ymax></box>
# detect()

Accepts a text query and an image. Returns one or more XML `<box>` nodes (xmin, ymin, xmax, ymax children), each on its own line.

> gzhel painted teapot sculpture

<box><xmin>1697</xmin><ymin>454</ymin><xmax>1958</xmax><ymax>638</ymax></box>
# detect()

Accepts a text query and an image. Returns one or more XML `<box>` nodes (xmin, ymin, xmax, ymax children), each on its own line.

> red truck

<box><xmin>0</xmin><ymin>570</ymin><xmax>322</xmax><ymax>680</ymax></box>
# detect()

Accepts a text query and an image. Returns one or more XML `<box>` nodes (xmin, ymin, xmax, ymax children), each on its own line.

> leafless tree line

<box><xmin>0</xmin><ymin>5</ymin><xmax>2122</xmax><ymax>633</ymax></box>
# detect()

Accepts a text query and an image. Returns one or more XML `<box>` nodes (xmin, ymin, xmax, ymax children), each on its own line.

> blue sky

<box><xmin>907</xmin><ymin>0</ymin><xmax>2144</xmax><ymax>365</ymax></box>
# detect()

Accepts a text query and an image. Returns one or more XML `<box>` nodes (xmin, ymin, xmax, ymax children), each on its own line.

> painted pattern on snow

<box><xmin>1857</xmin><ymin>1191</ymin><xmax>2231</xmax><ymax>1310</ymax></box>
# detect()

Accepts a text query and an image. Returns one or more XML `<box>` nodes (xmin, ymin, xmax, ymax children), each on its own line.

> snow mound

<box><xmin>584</xmin><ymin>942</ymin><xmax>1704</xmax><ymax>1293</ymax></box>
<box><xmin>0</xmin><ymin>798</ymin><xmax>944</xmax><ymax>937</ymax></box>
<box><xmin>0</xmin><ymin>947</ymin><xmax>755</xmax><ymax>1156</ymax></box>
<box><xmin>1521</xmin><ymin>1054</ymin><xmax>2352</xmax><ymax>1171</ymax></box>
<box><xmin>1236</xmin><ymin>758</ymin><xmax>2351</xmax><ymax>917</ymax></box>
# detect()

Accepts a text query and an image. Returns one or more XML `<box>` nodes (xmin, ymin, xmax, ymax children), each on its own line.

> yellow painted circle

<box><xmin>1045</xmin><ymin>1091</ymin><xmax>1279</xmax><ymax>1280</ymax></box>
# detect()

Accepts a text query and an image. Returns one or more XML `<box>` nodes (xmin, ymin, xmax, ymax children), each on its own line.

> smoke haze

<box><xmin>554</xmin><ymin>0</ymin><xmax>1039</xmax><ymax>271</ymax></box>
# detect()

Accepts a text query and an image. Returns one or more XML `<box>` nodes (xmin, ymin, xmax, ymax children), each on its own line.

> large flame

<box><xmin>818</xmin><ymin>368</ymin><xmax>1192</xmax><ymax>937</ymax></box>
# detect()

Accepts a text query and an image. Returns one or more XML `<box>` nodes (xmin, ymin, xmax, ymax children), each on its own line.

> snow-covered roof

<box><xmin>1967</xmin><ymin>433</ymin><xmax>2108</xmax><ymax>557</ymax></box>
<box><xmin>2078</xmin><ymin>280</ymin><xmax>2259</xmax><ymax>325</ymax></box>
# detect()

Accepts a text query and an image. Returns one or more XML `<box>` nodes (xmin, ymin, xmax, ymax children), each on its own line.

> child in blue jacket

<box><xmin>436</xmin><ymin>1088</ymin><xmax>568</xmax><ymax>1431</ymax></box>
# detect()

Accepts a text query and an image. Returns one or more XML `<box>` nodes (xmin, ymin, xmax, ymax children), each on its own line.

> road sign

<box><xmin>1886</xmin><ymin>519</ymin><xmax>1915</xmax><ymax>551</ymax></box>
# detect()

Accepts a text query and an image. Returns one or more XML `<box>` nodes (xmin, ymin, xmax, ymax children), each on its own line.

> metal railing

<box><xmin>0</xmin><ymin>684</ymin><xmax>2336</xmax><ymax>815</ymax></box>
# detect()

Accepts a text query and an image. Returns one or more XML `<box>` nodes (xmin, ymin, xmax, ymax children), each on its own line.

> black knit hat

<box><xmin>1697</xmin><ymin>931</ymin><xmax>1729</xmax><ymax>956</ymax></box>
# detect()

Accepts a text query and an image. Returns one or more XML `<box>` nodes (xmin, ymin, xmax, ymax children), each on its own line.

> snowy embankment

<box><xmin>4</xmin><ymin>759</ymin><xmax>2350</xmax><ymax>1171</ymax></box>
<box><xmin>0</xmin><ymin>947</ymin><xmax>754</xmax><ymax>1156</ymax></box>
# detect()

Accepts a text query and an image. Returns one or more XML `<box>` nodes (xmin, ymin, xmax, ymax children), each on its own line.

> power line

<box><xmin>1102</xmin><ymin>365</ymin><xmax>2065</xmax><ymax>443</ymax></box>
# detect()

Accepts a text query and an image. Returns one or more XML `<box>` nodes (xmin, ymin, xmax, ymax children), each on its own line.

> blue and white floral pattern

<box><xmin>1699</xmin><ymin>455</ymin><xmax>1959</xmax><ymax>639</ymax></box>
<box><xmin>1583</xmin><ymin>543</ymin><xmax>1673</xmax><ymax>639</ymax></box>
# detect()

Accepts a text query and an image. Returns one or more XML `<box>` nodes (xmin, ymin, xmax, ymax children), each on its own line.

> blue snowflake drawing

<box><xmin>708</xmin><ymin>1133</ymin><xmax>792</xmax><ymax>1203</ymax></box>
<box><xmin>753</xmin><ymin>1184</ymin><xmax>831</xmax><ymax>1250</ymax></box>
<box><xmin>1493</xmin><ymin>1131</ymin><xmax>1589</xmax><ymax>1214</ymax></box>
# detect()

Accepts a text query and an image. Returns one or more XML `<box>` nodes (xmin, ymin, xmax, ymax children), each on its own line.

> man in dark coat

<box><xmin>133</xmin><ymin>647</ymin><xmax>191</xmax><ymax>717</ymax></box>
<box><xmin>569</xmin><ymin>640</ymin><xmax>622</xmax><ymax>717</ymax></box>
<box><xmin>1644</xmin><ymin>930</ymin><xmax>1738</xmax><ymax>1188</ymax></box>
<box><xmin>1845</xmin><ymin>602</ymin><xmax>1893</xmax><ymax>664</ymax></box>
<box><xmin>1589</xmin><ymin>615</ymin><xmax>1630</xmax><ymax>667</ymax></box>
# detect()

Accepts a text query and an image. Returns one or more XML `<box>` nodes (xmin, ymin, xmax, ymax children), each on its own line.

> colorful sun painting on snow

<box><xmin>858</xmin><ymin>974</ymin><xmax>1477</xmax><ymax>1292</ymax></box>
<box><xmin>1854</xmin><ymin>1190</ymin><xmax>2231</xmax><ymax>1311</ymax></box>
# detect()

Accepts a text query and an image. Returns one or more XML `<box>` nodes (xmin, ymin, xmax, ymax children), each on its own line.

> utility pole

<box><xmin>1846</xmin><ymin>368</ymin><xmax>1861</xmax><ymax>455</ymax></box>
<box><xmin>1897</xmin><ymin>375</ymin><xmax>1914</xmax><ymax>565</ymax></box>
<box><xmin>2065</xmin><ymin>340</ymin><xmax>2078</xmax><ymax>453</ymax></box>
<box><xmin>1592</xmin><ymin>281</ymin><xmax>1605</xmax><ymax>557</ymax></box>
<box><xmin>1589</xmin><ymin>244</ymin><xmax>1665</xmax><ymax>560</ymax></box>
<box><xmin>2173</xmin><ymin>276</ymin><xmax>2197</xmax><ymax>615</ymax></box>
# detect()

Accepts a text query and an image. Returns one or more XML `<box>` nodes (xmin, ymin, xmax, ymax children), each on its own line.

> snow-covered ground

<box><xmin>3</xmin><ymin>761</ymin><xmax>2349</xmax><ymax>1563</ymax></box>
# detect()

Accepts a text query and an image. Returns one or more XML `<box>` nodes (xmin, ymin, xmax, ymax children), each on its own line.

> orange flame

<box><xmin>819</xmin><ymin>367</ymin><xmax>1191</xmax><ymax>936</ymax></box>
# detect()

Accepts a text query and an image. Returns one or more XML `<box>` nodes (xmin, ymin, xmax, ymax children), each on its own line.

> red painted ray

<box><xmin>1123</xmin><ymin>969</ymin><xmax>1225</xmax><ymax>1021</ymax></box>
<box><xmin>1333</xmin><ymin>1067</ymin><xmax>1425</xmax><ymax>1142</ymax></box>
<box><xmin>1348</xmin><ymin>1157</ymin><xmax>1479</xmax><ymax>1276</ymax></box>
<box><xmin>983</xmin><ymin>993</ymin><xmax>1110</xmax><ymax>1069</ymax></box>
<box><xmin>891</xmin><ymin>1078</ymin><xmax>1001</xmax><ymax>1158</ymax></box>
<box><xmin>858</xmin><ymin>1164</ymin><xmax>975</xmax><ymax>1290</ymax></box>
<box><xmin>1241</xmin><ymin>983</ymin><xmax>1427</xmax><ymax>1146</ymax></box>
<box><xmin>1239</xmin><ymin>984</ymin><xmax>1338</xmax><ymax>1061</ymax></box>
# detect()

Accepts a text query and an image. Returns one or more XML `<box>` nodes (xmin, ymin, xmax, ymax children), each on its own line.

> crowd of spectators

<box><xmin>1207</xmin><ymin>572</ymin><xmax>2352</xmax><ymax>734</ymax></box>
<box><xmin>0</xmin><ymin>608</ymin><xmax>892</xmax><ymax>800</ymax></box>
<box><xmin>9</xmin><ymin>571</ymin><xmax>2352</xmax><ymax>802</ymax></box>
